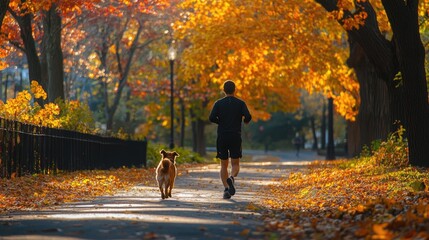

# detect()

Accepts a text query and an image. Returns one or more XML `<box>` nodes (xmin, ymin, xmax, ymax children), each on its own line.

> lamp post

<box><xmin>168</xmin><ymin>45</ymin><xmax>177</xmax><ymax>149</ymax></box>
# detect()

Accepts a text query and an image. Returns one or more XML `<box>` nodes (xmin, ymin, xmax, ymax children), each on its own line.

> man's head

<box><xmin>223</xmin><ymin>80</ymin><xmax>236</xmax><ymax>95</ymax></box>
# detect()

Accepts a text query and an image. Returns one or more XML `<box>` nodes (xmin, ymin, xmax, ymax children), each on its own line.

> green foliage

<box><xmin>338</xmin><ymin>156</ymin><xmax>372</xmax><ymax>169</ymax></box>
<box><xmin>393</xmin><ymin>71</ymin><xmax>403</xmax><ymax>88</ymax></box>
<box><xmin>380</xmin><ymin>167</ymin><xmax>429</xmax><ymax>194</ymax></box>
<box><xmin>146</xmin><ymin>142</ymin><xmax>166</xmax><ymax>167</ymax></box>
<box><xmin>408</xmin><ymin>180</ymin><xmax>426</xmax><ymax>191</ymax></box>
<box><xmin>174</xmin><ymin>147</ymin><xmax>205</xmax><ymax>165</ymax></box>
<box><xmin>248</xmin><ymin>112</ymin><xmax>308</xmax><ymax>150</ymax></box>
<box><xmin>145</xmin><ymin>142</ymin><xmax>206</xmax><ymax>168</ymax></box>
<box><xmin>56</xmin><ymin>99</ymin><xmax>96</xmax><ymax>133</ymax></box>
<box><xmin>372</xmin><ymin>126</ymin><xmax>408</xmax><ymax>169</ymax></box>
<box><xmin>356</xmin><ymin>126</ymin><xmax>408</xmax><ymax>170</ymax></box>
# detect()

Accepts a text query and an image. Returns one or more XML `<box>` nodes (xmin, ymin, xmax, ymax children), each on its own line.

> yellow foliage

<box><xmin>174</xmin><ymin>0</ymin><xmax>429</xmax><ymax>122</ymax></box>
<box><xmin>261</xmin><ymin>149</ymin><xmax>429</xmax><ymax>239</ymax></box>
<box><xmin>56</xmin><ymin>99</ymin><xmax>95</xmax><ymax>133</ymax></box>
<box><xmin>0</xmin><ymin>167</ymin><xmax>155</xmax><ymax>213</ymax></box>
<box><xmin>33</xmin><ymin>103</ymin><xmax>61</xmax><ymax>128</ymax></box>
<box><xmin>0</xmin><ymin>82</ymin><xmax>95</xmax><ymax>133</ymax></box>
<box><xmin>161</xmin><ymin>119</ymin><xmax>169</xmax><ymax>127</ymax></box>
<box><xmin>30</xmin><ymin>80</ymin><xmax>47</xmax><ymax>100</ymax></box>
<box><xmin>0</xmin><ymin>91</ymin><xmax>33</xmax><ymax>121</ymax></box>
<box><xmin>333</xmin><ymin>92</ymin><xmax>357</xmax><ymax>121</ymax></box>
<box><xmin>175</xmin><ymin>0</ymin><xmax>359</xmax><ymax>120</ymax></box>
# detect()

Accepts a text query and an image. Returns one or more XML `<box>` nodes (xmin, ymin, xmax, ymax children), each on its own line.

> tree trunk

<box><xmin>0</xmin><ymin>71</ymin><xmax>3</xmax><ymax>101</ymax></box>
<box><xmin>321</xmin><ymin>101</ymin><xmax>326</xmax><ymax>149</ymax></box>
<box><xmin>104</xmin><ymin>22</ymin><xmax>143</xmax><ymax>131</ymax></box>
<box><xmin>180</xmin><ymin>98</ymin><xmax>185</xmax><ymax>147</ymax></box>
<box><xmin>106</xmin><ymin>110</ymin><xmax>114</xmax><ymax>132</ymax></box>
<box><xmin>13</xmin><ymin>11</ymin><xmax>43</xmax><ymax>94</ymax></box>
<box><xmin>190</xmin><ymin>109</ymin><xmax>207</xmax><ymax>156</ymax></box>
<box><xmin>315</xmin><ymin>0</ymin><xmax>425</xmax><ymax>161</ymax></box>
<box><xmin>125</xmin><ymin>87</ymin><xmax>131</xmax><ymax>123</ymax></box>
<box><xmin>193</xmin><ymin>118</ymin><xmax>206</xmax><ymax>156</ymax></box>
<box><xmin>310</xmin><ymin>116</ymin><xmax>318</xmax><ymax>150</ymax></box>
<box><xmin>382</xmin><ymin>0</ymin><xmax>429</xmax><ymax>167</ymax></box>
<box><xmin>43</xmin><ymin>4</ymin><xmax>65</xmax><ymax>102</ymax></box>
<box><xmin>98</xmin><ymin>31</ymin><xmax>110</xmax><ymax>132</ymax></box>
<box><xmin>315</xmin><ymin>0</ymin><xmax>397</xmax><ymax>80</ymax></box>
<box><xmin>346</xmin><ymin>37</ymin><xmax>391</xmax><ymax>156</ymax></box>
<box><xmin>326</xmin><ymin>98</ymin><xmax>335</xmax><ymax>160</ymax></box>
<box><xmin>40</xmin><ymin>31</ymin><xmax>49</xmax><ymax>95</ymax></box>
<box><xmin>4</xmin><ymin>74</ymin><xmax>9</xmax><ymax>100</ymax></box>
<box><xmin>0</xmin><ymin>0</ymin><xmax>9</xmax><ymax>27</ymax></box>
<box><xmin>346</xmin><ymin>120</ymin><xmax>360</xmax><ymax>157</ymax></box>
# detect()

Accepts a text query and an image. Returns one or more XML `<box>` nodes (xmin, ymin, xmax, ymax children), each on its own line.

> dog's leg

<box><xmin>158</xmin><ymin>178</ymin><xmax>166</xmax><ymax>199</ymax></box>
<box><xmin>159</xmin><ymin>183</ymin><xmax>165</xmax><ymax>199</ymax></box>
<box><xmin>168</xmin><ymin>177</ymin><xmax>174</xmax><ymax>197</ymax></box>
<box><xmin>164</xmin><ymin>182</ymin><xmax>170</xmax><ymax>199</ymax></box>
<box><xmin>169</xmin><ymin>167</ymin><xmax>176</xmax><ymax>197</ymax></box>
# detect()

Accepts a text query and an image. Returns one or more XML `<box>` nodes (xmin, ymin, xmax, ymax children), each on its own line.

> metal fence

<box><xmin>0</xmin><ymin>117</ymin><xmax>147</xmax><ymax>178</ymax></box>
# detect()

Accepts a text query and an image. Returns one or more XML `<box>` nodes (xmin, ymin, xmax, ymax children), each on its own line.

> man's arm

<box><xmin>242</xmin><ymin>102</ymin><xmax>252</xmax><ymax>124</ymax></box>
<box><xmin>209</xmin><ymin>102</ymin><xmax>219</xmax><ymax>124</ymax></box>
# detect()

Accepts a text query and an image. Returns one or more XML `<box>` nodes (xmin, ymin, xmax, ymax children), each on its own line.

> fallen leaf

<box><xmin>240</xmin><ymin>228</ymin><xmax>250</xmax><ymax>236</ymax></box>
<box><xmin>143</xmin><ymin>232</ymin><xmax>157</xmax><ymax>239</ymax></box>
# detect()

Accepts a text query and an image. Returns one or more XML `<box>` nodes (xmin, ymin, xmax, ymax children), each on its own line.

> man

<box><xmin>293</xmin><ymin>133</ymin><xmax>302</xmax><ymax>157</ymax></box>
<box><xmin>209</xmin><ymin>80</ymin><xmax>252</xmax><ymax>199</ymax></box>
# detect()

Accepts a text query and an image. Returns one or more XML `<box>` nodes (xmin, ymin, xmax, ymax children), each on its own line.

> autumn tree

<box><xmin>174</xmin><ymin>0</ymin><xmax>357</xmax><ymax>155</ymax></box>
<box><xmin>175</xmin><ymin>0</ymin><xmax>429</xmax><ymax>165</ymax></box>
<box><xmin>5</xmin><ymin>0</ymin><xmax>43</xmax><ymax>103</ymax></box>
<box><xmin>0</xmin><ymin>0</ymin><xmax>10</xmax><ymax>70</ymax></box>
<box><xmin>0</xmin><ymin>0</ymin><xmax>9</xmax><ymax>29</ymax></box>
<box><xmin>315</xmin><ymin>0</ymin><xmax>429</xmax><ymax>166</ymax></box>
<box><xmin>382</xmin><ymin>0</ymin><xmax>429</xmax><ymax>166</ymax></box>
<box><xmin>41</xmin><ymin>3</ymin><xmax>64</xmax><ymax>102</ymax></box>
<box><xmin>75</xmin><ymin>0</ymin><xmax>169</xmax><ymax>131</ymax></box>
<box><xmin>297</xmin><ymin>91</ymin><xmax>327</xmax><ymax>151</ymax></box>
<box><xmin>3</xmin><ymin>0</ymin><xmax>99</xmax><ymax>103</ymax></box>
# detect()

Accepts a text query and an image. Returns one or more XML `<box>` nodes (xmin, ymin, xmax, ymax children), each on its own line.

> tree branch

<box><xmin>0</xmin><ymin>0</ymin><xmax>9</xmax><ymax>26</ymax></box>
<box><xmin>314</xmin><ymin>0</ymin><xmax>398</xmax><ymax>82</ymax></box>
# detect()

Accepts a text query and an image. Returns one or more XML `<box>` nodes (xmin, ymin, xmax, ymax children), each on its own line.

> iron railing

<box><xmin>0</xmin><ymin>118</ymin><xmax>147</xmax><ymax>178</ymax></box>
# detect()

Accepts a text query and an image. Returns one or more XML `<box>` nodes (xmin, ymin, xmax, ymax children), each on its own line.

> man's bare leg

<box><xmin>230</xmin><ymin>158</ymin><xmax>240</xmax><ymax>177</ymax></box>
<box><xmin>225</xmin><ymin>158</ymin><xmax>239</xmax><ymax>196</ymax></box>
<box><xmin>220</xmin><ymin>159</ymin><xmax>229</xmax><ymax>188</ymax></box>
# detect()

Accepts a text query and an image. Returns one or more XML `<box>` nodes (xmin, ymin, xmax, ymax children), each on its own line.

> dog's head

<box><xmin>160</xmin><ymin>149</ymin><xmax>179</xmax><ymax>163</ymax></box>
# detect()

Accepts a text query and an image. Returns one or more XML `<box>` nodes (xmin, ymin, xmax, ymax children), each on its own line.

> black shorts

<box><xmin>216</xmin><ymin>133</ymin><xmax>242</xmax><ymax>160</ymax></box>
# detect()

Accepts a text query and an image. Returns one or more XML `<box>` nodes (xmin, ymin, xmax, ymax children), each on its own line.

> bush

<box><xmin>0</xmin><ymin>81</ymin><xmax>95</xmax><ymax>133</ymax></box>
<box><xmin>372</xmin><ymin>126</ymin><xmax>408</xmax><ymax>169</ymax></box>
<box><xmin>145</xmin><ymin>142</ymin><xmax>206</xmax><ymax>168</ymax></box>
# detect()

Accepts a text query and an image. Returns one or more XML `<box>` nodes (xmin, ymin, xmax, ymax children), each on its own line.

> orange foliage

<box><xmin>174</xmin><ymin>0</ymin><xmax>429</xmax><ymax>122</ymax></box>
<box><xmin>0</xmin><ymin>168</ymin><xmax>155</xmax><ymax>213</ymax></box>
<box><xmin>0</xmin><ymin>49</ymin><xmax>8</xmax><ymax>70</ymax></box>
<box><xmin>174</xmin><ymin>0</ymin><xmax>357</xmax><ymax>121</ymax></box>
<box><xmin>262</xmin><ymin>159</ymin><xmax>429</xmax><ymax>239</ymax></box>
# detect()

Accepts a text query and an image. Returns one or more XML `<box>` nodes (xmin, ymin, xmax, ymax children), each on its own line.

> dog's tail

<box><xmin>161</xmin><ymin>159</ymin><xmax>171</xmax><ymax>173</ymax></box>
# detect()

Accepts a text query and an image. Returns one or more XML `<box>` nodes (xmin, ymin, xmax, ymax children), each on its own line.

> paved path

<box><xmin>244</xmin><ymin>149</ymin><xmax>320</xmax><ymax>162</ymax></box>
<box><xmin>0</xmin><ymin>152</ymin><xmax>320</xmax><ymax>240</ymax></box>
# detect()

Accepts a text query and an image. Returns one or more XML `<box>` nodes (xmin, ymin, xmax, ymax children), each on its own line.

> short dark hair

<box><xmin>223</xmin><ymin>80</ymin><xmax>235</xmax><ymax>94</ymax></box>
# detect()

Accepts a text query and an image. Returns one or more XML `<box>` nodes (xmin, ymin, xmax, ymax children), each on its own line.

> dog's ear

<box><xmin>160</xmin><ymin>149</ymin><xmax>166</xmax><ymax>155</ymax></box>
<box><xmin>173</xmin><ymin>151</ymin><xmax>180</xmax><ymax>157</ymax></box>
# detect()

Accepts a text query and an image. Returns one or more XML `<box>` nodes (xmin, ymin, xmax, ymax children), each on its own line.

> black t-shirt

<box><xmin>209</xmin><ymin>96</ymin><xmax>252</xmax><ymax>135</ymax></box>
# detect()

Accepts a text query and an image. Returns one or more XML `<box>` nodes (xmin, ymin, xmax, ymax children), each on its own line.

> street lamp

<box><xmin>168</xmin><ymin>45</ymin><xmax>177</xmax><ymax>149</ymax></box>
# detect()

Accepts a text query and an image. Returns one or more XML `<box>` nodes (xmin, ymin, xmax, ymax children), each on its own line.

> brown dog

<box><xmin>156</xmin><ymin>149</ymin><xmax>179</xmax><ymax>199</ymax></box>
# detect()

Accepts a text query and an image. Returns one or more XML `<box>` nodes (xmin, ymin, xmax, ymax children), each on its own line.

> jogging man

<box><xmin>209</xmin><ymin>80</ymin><xmax>252</xmax><ymax>199</ymax></box>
